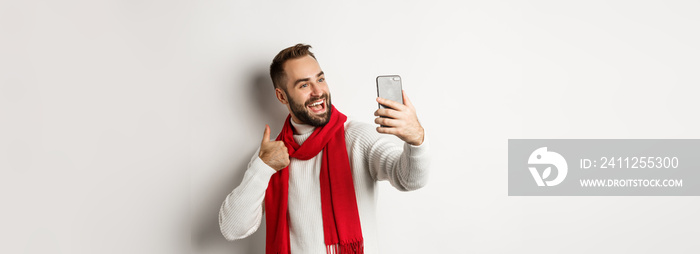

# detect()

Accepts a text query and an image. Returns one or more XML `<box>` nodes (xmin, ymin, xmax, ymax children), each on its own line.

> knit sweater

<box><xmin>219</xmin><ymin>118</ymin><xmax>431</xmax><ymax>254</ymax></box>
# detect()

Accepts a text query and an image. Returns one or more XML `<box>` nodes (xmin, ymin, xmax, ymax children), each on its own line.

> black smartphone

<box><xmin>376</xmin><ymin>75</ymin><xmax>404</xmax><ymax>127</ymax></box>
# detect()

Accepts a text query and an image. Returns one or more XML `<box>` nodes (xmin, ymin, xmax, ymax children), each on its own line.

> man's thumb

<box><xmin>261</xmin><ymin>124</ymin><xmax>271</xmax><ymax>143</ymax></box>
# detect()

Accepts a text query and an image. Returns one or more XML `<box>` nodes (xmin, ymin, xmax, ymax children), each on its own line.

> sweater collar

<box><xmin>290</xmin><ymin>119</ymin><xmax>316</xmax><ymax>135</ymax></box>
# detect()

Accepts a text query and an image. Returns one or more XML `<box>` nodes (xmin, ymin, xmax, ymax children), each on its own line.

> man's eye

<box><xmin>318</xmin><ymin>78</ymin><xmax>325</xmax><ymax>83</ymax></box>
<box><xmin>301</xmin><ymin>84</ymin><xmax>308</xmax><ymax>88</ymax></box>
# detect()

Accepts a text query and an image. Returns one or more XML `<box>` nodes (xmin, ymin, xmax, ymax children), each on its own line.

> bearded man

<box><xmin>219</xmin><ymin>43</ymin><xmax>431</xmax><ymax>254</ymax></box>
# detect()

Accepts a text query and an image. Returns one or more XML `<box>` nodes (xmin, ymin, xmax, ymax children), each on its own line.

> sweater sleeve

<box><xmin>219</xmin><ymin>148</ymin><xmax>276</xmax><ymax>241</ymax></box>
<box><xmin>347</xmin><ymin>120</ymin><xmax>431</xmax><ymax>191</ymax></box>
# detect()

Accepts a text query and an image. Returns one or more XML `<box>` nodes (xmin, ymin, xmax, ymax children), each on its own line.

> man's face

<box><xmin>277</xmin><ymin>55</ymin><xmax>332</xmax><ymax>126</ymax></box>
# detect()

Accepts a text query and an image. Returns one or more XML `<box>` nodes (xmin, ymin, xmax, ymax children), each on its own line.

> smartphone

<box><xmin>376</xmin><ymin>75</ymin><xmax>404</xmax><ymax>110</ymax></box>
<box><xmin>376</xmin><ymin>75</ymin><xmax>404</xmax><ymax>127</ymax></box>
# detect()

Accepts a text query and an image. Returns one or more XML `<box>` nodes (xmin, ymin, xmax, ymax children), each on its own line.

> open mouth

<box><xmin>307</xmin><ymin>99</ymin><xmax>326</xmax><ymax>114</ymax></box>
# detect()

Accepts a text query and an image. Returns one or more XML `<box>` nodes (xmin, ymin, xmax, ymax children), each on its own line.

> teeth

<box><xmin>309</xmin><ymin>100</ymin><xmax>324</xmax><ymax>107</ymax></box>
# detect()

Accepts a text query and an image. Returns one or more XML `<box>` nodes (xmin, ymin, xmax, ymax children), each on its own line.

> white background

<box><xmin>2</xmin><ymin>0</ymin><xmax>699</xmax><ymax>253</ymax></box>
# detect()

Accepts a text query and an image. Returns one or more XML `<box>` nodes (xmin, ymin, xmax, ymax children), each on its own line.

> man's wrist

<box><xmin>404</xmin><ymin>131</ymin><xmax>429</xmax><ymax>157</ymax></box>
<box><xmin>407</xmin><ymin>127</ymin><xmax>425</xmax><ymax>146</ymax></box>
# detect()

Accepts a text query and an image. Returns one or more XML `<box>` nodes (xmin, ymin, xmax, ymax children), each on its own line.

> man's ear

<box><xmin>275</xmin><ymin>88</ymin><xmax>288</xmax><ymax>105</ymax></box>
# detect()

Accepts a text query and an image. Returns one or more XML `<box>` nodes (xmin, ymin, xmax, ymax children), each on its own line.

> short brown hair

<box><xmin>269</xmin><ymin>43</ymin><xmax>316</xmax><ymax>91</ymax></box>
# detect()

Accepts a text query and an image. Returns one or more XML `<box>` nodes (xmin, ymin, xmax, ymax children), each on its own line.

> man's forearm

<box><xmin>356</xmin><ymin>120</ymin><xmax>430</xmax><ymax>191</ymax></box>
<box><xmin>219</xmin><ymin>154</ymin><xmax>276</xmax><ymax>241</ymax></box>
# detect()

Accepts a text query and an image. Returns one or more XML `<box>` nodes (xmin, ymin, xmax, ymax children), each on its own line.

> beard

<box><xmin>286</xmin><ymin>91</ymin><xmax>332</xmax><ymax>127</ymax></box>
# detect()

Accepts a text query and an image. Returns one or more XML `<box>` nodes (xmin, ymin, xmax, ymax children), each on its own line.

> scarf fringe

<box><xmin>326</xmin><ymin>240</ymin><xmax>364</xmax><ymax>254</ymax></box>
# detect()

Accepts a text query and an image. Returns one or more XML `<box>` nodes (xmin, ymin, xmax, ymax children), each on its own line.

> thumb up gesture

<box><xmin>258</xmin><ymin>125</ymin><xmax>290</xmax><ymax>171</ymax></box>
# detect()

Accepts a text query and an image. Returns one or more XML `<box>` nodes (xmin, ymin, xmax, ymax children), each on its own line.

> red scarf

<box><xmin>265</xmin><ymin>106</ymin><xmax>364</xmax><ymax>254</ymax></box>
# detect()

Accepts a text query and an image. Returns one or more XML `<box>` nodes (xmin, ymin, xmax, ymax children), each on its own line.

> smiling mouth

<box><xmin>307</xmin><ymin>99</ymin><xmax>326</xmax><ymax>114</ymax></box>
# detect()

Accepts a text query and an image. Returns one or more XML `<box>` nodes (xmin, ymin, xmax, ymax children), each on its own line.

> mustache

<box><xmin>304</xmin><ymin>94</ymin><xmax>328</xmax><ymax>106</ymax></box>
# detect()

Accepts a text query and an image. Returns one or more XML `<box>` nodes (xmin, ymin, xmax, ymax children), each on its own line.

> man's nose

<box><xmin>310</xmin><ymin>83</ymin><xmax>322</xmax><ymax>96</ymax></box>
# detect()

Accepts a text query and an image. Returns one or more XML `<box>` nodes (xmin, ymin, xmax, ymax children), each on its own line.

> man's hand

<box><xmin>258</xmin><ymin>125</ymin><xmax>290</xmax><ymax>171</ymax></box>
<box><xmin>374</xmin><ymin>90</ymin><xmax>425</xmax><ymax>146</ymax></box>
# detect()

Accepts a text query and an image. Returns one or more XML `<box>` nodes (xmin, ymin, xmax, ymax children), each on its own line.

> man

<box><xmin>219</xmin><ymin>44</ymin><xmax>430</xmax><ymax>254</ymax></box>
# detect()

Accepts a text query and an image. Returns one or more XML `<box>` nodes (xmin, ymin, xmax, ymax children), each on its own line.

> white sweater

<box><xmin>219</xmin><ymin>118</ymin><xmax>431</xmax><ymax>254</ymax></box>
